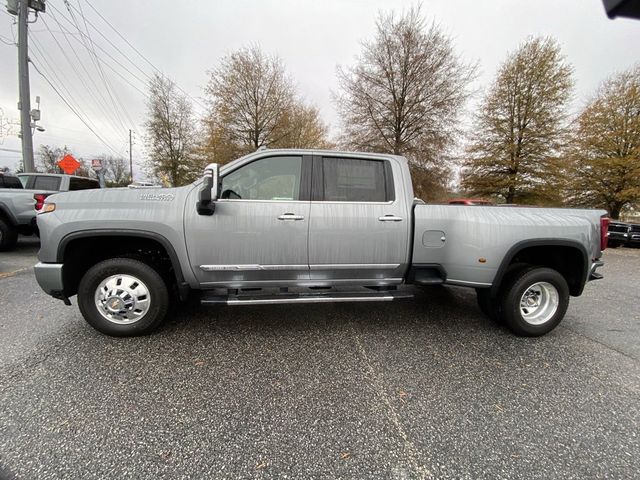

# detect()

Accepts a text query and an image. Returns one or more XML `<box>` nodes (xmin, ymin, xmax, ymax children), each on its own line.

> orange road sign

<box><xmin>58</xmin><ymin>154</ymin><xmax>81</xmax><ymax>175</ymax></box>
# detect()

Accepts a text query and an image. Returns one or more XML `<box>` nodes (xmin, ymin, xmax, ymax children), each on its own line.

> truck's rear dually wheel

<box><xmin>500</xmin><ymin>267</ymin><xmax>569</xmax><ymax>336</ymax></box>
<box><xmin>78</xmin><ymin>258</ymin><xmax>169</xmax><ymax>336</ymax></box>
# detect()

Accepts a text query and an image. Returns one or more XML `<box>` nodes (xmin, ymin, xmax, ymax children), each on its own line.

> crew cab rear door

<box><xmin>307</xmin><ymin>155</ymin><xmax>409</xmax><ymax>283</ymax></box>
<box><xmin>185</xmin><ymin>154</ymin><xmax>311</xmax><ymax>287</ymax></box>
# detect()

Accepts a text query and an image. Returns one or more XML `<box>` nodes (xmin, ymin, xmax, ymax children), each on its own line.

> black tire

<box><xmin>607</xmin><ymin>241</ymin><xmax>621</xmax><ymax>248</ymax></box>
<box><xmin>500</xmin><ymin>267</ymin><xmax>569</xmax><ymax>337</ymax></box>
<box><xmin>78</xmin><ymin>258</ymin><xmax>170</xmax><ymax>337</ymax></box>
<box><xmin>0</xmin><ymin>217</ymin><xmax>18</xmax><ymax>252</ymax></box>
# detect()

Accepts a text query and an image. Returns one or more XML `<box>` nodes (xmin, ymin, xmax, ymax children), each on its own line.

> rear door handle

<box><xmin>378</xmin><ymin>215</ymin><xmax>403</xmax><ymax>222</ymax></box>
<box><xmin>278</xmin><ymin>213</ymin><xmax>305</xmax><ymax>221</ymax></box>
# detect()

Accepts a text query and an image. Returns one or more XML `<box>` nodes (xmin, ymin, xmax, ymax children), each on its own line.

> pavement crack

<box><xmin>350</xmin><ymin>324</ymin><xmax>432</xmax><ymax>480</ymax></box>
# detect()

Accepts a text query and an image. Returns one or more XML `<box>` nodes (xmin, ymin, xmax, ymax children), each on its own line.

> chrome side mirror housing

<box><xmin>196</xmin><ymin>163</ymin><xmax>220</xmax><ymax>216</ymax></box>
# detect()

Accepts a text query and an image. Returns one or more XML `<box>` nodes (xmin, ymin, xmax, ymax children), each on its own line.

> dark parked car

<box><xmin>607</xmin><ymin>221</ymin><xmax>640</xmax><ymax>248</ymax></box>
<box><xmin>607</xmin><ymin>220</ymin><xmax>629</xmax><ymax>247</ymax></box>
<box><xmin>607</xmin><ymin>220</ymin><xmax>629</xmax><ymax>248</ymax></box>
<box><xmin>627</xmin><ymin>223</ymin><xmax>640</xmax><ymax>247</ymax></box>
<box><xmin>0</xmin><ymin>171</ymin><xmax>23</xmax><ymax>189</ymax></box>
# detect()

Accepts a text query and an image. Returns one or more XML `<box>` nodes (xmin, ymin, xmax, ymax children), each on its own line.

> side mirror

<box><xmin>196</xmin><ymin>163</ymin><xmax>220</xmax><ymax>216</ymax></box>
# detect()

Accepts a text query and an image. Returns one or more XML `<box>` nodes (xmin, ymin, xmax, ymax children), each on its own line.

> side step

<box><xmin>201</xmin><ymin>288</ymin><xmax>413</xmax><ymax>306</ymax></box>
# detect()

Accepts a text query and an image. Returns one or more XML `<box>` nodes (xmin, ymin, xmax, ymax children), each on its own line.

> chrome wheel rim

<box><xmin>94</xmin><ymin>274</ymin><xmax>151</xmax><ymax>324</ymax></box>
<box><xmin>519</xmin><ymin>281</ymin><xmax>559</xmax><ymax>325</ymax></box>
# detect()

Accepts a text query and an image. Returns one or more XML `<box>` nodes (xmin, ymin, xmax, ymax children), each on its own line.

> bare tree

<box><xmin>98</xmin><ymin>155</ymin><xmax>130</xmax><ymax>186</ymax></box>
<box><xmin>206</xmin><ymin>45</ymin><xmax>294</xmax><ymax>152</ymax></box>
<box><xmin>335</xmin><ymin>5</ymin><xmax>476</xmax><ymax>200</ymax></box>
<box><xmin>145</xmin><ymin>74</ymin><xmax>200</xmax><ymax>186</ymax></box>
<box><xmin>462</xmin><ymin>37</ymin><xmax>574</xmax><ymax>204</ymax></box>
<box><xmin>203</xmin><ymin>45</ymin><xmax>330</xmax><ymax>164</ymax></box>
<box><xmin>565</xmin><ymin>66</ymin><xmax>640</xmax><ymax>219</ymax></box>
<box><xmin>36</xmin><ymin>144</ymin><xmax>71</xmax><ymax>173</ymax></box>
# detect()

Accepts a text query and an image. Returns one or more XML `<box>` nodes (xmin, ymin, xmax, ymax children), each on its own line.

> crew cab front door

<box><xmin>186</xmin><ymin>154</ymin><xmax>311</xmax><ymax>287</ymax></box>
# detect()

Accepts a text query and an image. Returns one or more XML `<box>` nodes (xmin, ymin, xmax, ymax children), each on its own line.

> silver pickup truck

<box><xmin>34</xmin><ymin>149</ymin><xmax>608</xmax><ymax>337</ymax></box>
<box><xmin>0</xmin><ymin>171</ymin><xmax>48</xmax><ymax>251</ymax></box>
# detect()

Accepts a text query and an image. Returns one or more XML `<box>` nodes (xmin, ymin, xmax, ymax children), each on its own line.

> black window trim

<box><xmin>218</xmin><ymin>153</ymin><xmax>310</xmax><ymax>203</ymax></box>
<box><xmin>311</xmin><ymin>155</ymin><xmax>395</xmax><ymax>203</ymax></box>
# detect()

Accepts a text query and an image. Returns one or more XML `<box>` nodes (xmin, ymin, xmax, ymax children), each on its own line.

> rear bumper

<box><xmin>34</xmin><ymin>262</ymin><xmax>68</xmax><ymax>302</ymax></box>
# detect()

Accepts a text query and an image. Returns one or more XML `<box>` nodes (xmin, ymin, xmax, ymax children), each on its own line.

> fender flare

<box><xmin>57</xmin><ymin>229</ymin><xmax>188</xmax><ymax>296</ymax></box>
<box><xmin>490</xmin><ymin>238</ymin><xmax>590</xmax><ymax>297</ymax></box>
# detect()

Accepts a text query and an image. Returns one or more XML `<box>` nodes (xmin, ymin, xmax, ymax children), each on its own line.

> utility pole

<box><xmin>8</xmin><ymin>0</ymin><xmax>45</xmax><ymax>172</ymax></box>
<box><xmin>17</xmin><ymin>0</ymin><xmax>34</xmax><ymax>172</ymax></box>
<box><xmin>129</xmin><ymin>129</ymin><xmax>133</xmax><ymax>182</ymax></box>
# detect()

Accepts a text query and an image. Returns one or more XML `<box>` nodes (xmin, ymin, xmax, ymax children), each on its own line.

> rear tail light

<box><xmin>600</xmin><ymin>216</ymin><xmax>610</xmax><ymax>251</ymax></box>
<box><xmin>34</xmin><ymin>193</ymin><xmax>50</xmax><ymax>211</ymax></box>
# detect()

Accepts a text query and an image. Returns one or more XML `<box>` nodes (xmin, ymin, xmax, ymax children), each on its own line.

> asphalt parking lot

<box><xmin>0</xmin><ymin>239</ymin><xmax>638</xmax><ymax>479</ymax></box>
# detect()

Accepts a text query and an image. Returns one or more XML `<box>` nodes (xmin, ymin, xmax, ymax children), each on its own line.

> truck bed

<box><xmin>412</xmin><ymin>204</ymin><xmax>605</xmax><ymax>288</ymax></box>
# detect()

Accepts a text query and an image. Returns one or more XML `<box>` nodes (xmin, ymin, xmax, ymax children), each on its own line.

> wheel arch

<box><xmin>490</xmin><ymin>239</ymin><xmax>590</xmax><ymax>298</ymax></box>
<box><xmin>57</xmin><ymin>229</ymin><xmax>189</xmax><ymax>300</ymax></box>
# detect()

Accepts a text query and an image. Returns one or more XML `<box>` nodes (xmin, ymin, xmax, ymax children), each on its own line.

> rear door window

<box><xmin>320</xmin><ymin>157</ymin><xmax>391</xmax><ymax>202</ymax></box>
<box><xmin>69</xmin><ymin>177</ymin><xmax>100</xmax><ymax>191</ymax></box>
<box><xmin>32</xmin><ymin>176</ymin><xmax>62</xmax><ymax>191</ymax></box>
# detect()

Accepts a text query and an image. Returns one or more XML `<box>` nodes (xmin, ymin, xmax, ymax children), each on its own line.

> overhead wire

<box><xmin>28</xmin><ymin>42</ymin><xmax>116</xmax><ymax>147</ymax></box>
<box><xmin>0</xmin><ymin>34</ymin><xmax>15</xmax><ymax>45</ymax></box>
<box><xmin>40</xmin><ymin>12</ymin><xmax>129</xmax><ymax>139</ymax></box>
<box><xmin>62</xmin><ymin>0</ymin><xmax>131</xmax><ymax>134</ymax></box>
<box><xmin>80</xmin><ymin>0</ymin><xmax>208</xmax><ymax>112</ymax></box>
<box><xmin>33</xmin><ymin>23</ymin><xmax>125</xmax><ymax>143</ymax></box>
<box><xmin>75</xmin><ymin>0</ymin><xmax>137</xmax><ymax>129</ymax></box>
<box><xmin>47</xmin><ymin>3</ymin><xmax>150</xmax><ymax>98</ymax></box>
<box><xmin>30</xmin><ymin>59</ymin><xmax>122</xmax><ymax>156</ymax></box>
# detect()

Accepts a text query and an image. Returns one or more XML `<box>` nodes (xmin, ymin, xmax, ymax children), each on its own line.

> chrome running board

<box><xmin>200</xmin><ymin>288</ymin><xmax>413</xmax><ymax>306</ymax></box>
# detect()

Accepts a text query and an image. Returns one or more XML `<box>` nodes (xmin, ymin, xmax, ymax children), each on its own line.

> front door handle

<box><xmin>278</xmin><ymin>213</ymin><xmax>305</xmax><ymax>221</ymax></box>
<box><xmin>378</xmin><ymin>215</ymin><xmax>403</xmax><ymax>222</ymax></box>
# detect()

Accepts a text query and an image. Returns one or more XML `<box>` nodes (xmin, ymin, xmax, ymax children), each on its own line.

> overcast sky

<box><xmin>1</xmin><ymin>0</ymin><xmax>639</xmax><ymax>173</ymax></box>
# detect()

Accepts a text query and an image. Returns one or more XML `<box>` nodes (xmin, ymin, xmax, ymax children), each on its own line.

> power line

<box><xmin>29</xmin><ymin>47</ymin><xmax>121</xmax><ymax>153</ymax></box>
<box><xmin>81</xmin><ymin>0</ymin><xmax>207</xmax><ymax>112</ymax></box>
<box><xmin>47</xmin><ymin>4</ymin><xmax>150</xmax><ymax>97</ymax></box>
<box><xmin>62</xmin><ymin>0</ymin><xmax>131</xmax><ymax>134</ymax></box>
<box><xmin>0</xmin><ymin>34</ymin><xmax>15</xmax><ymax>45</ymax></box>
<box><xmin>30</xmin><ymin>59</ymin><xmax>123</xmax><ymax>156</ymax></box>
<box><xmin>41</xmin><ymin>10</ymin><xmax>129</xmax><ymax>138</ymax></box>
<box><xmin>74</xmin><ymin>0</ymin><xmax>137</xmax><ymax>130</ymax></box>
<box><xmin>32</xmin><ymin>19</ymin><xmax>126</xmax><ymax>142</ymax></box>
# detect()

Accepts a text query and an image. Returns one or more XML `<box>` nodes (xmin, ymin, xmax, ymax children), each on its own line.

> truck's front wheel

<box><xmin>78</xmin><ymin>258</ymin><xmax>169</xmax><ymax>336</ymax></box>
<box><xmin>500</xmin><ymin>267</ymin><xmax>569</xmax><ymax>337</ymax></box>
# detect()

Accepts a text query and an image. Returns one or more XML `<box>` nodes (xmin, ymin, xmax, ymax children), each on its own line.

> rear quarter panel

<box><xmin>412</xmin><ymin>205</ymin><xmax>605</xmax><ymax>286</ymax></box>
